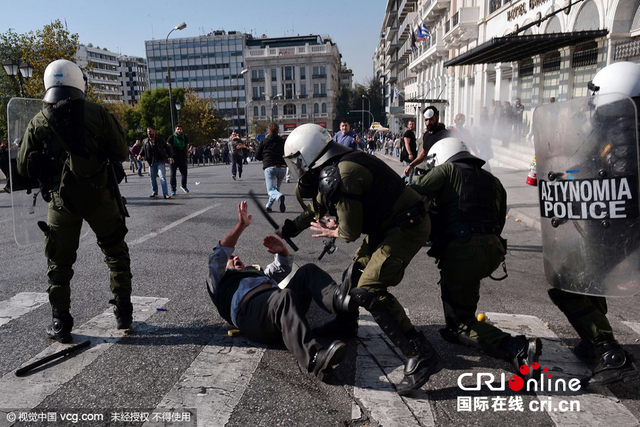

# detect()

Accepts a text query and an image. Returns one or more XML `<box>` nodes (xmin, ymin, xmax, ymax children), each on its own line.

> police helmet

<box><xmin>590</xmin><ymin>62</ymin><xmax>640</xmax><ymax>98</ymax></box>
<box><xmin>43</xmin><ymin>59</ymin><xmax>86</xmax><ymax>104</ymax></box>
<box><xmin>427</xmin><ymin>137</ymin><xmax>484</xmax><ymax>168</ymax></box>
<box><xmin>283</xmin><ymin>124</ymin><xmax>351</xmax><ymax>181</ymax></box>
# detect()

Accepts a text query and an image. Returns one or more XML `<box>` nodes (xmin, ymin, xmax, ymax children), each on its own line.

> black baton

<box><xmin>248</xmin><ymin>190</ymin><xmax>298</xmax><ymax>252</ymax></box>
<box><xmin>15</xmin><ymin>340</ymin><xmax>91</xmax><ymax>376</ymax></box>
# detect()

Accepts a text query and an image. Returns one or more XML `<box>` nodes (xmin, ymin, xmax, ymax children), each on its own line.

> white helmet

<box><xmin>283</xmin><ymin>124</ymin><xmax>351</xmax><ymax>181</ymax></box>
<box><xmin>43</xmin><ymin>59</ymin><xmax>86</xmax><ymax>103</ymax></box>
<box><xmin>427</xmin><ymin>137</ymin><xmax>483</xmax><ymax>168</ymax></box>
<box><xmin>590</xmin><ymin>62</ymin><xmax>640</xmax><ymax>98</ymax></box>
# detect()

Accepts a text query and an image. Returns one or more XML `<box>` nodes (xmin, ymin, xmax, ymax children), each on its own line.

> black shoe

<box><xmin>232</xmin><ymin>175</ymin><xmax>236</xmax><ymax>180</ymax></box>
<box><xmin>109</xmin><ymin>298</ymin><xmax>133</xmax><ymax>330</ymax></box>
<box><xmin>333</xmin><ymin>265</ymin><xmax>358</xmax><ymax>313</ymax></box>
<box><xmin>238</xmin><ymin>171</ymin><xmax>242</xmax><ymax>179</ymax></box>
<box><xmin>311</xmin><ymin>341</ymin><xmax>347</xmax><ymax>382</ymax></box>
<box><xmin>397</xmin><ymin>333</ymin><xmax>445</xmax><ymax>395</ymax></box>
<box><xmin>279</xmin><ymin>195</ymin><xmax>286</xmax><ymax>212</ymax></box>
<box><xmin>3</xmin><ymin>186</ymin><xmax>10</xmax><ymax>193</ymax></box>
<box><xmin>164</xmin><ymin>194</ymin><xmax>171</xmax><ymax>199</ymax></box>
<box><xmin>585</xmin><ymin>341</ymin><xmax>640</xmax><ymax>386</ymax></box>
<box><xmin>504</xmin><ymin>335</ymin><xmax>542</xmax><ymax>381</ymax></box>
<box><xmin>150</xmin><ymin>193</ymin><xmax>157</xmax><ymax>198</ymax></box>
<box><xmin>137</xmin><ymin>173</ymin><xmax>143</xmax><ymax>177</ymax></box>
<box><xmin>46</xmin><ymin>311</ymin><xmax>74</xmax><ymax>343</ymax></box>
<box><xmin>313</xmin><ymin>312</ymin><xmax>359</xmax><ymax>339</ymax></box>
<box><xmin>265</xmin><ymin>207</ymin><xmax>273</xmax><ymax>213</ymax></box>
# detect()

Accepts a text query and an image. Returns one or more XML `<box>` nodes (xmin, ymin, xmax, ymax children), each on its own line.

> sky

<box><xmin>1</xmin><ymin>0</ymin><xmax>387</xmax><ymax>86</ymax></box>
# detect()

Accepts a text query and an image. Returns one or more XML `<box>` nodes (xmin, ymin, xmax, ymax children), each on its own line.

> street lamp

<box><xmin>165</xmin><ymin>21</ymin><xmax>187</xmax><ymax>130</ymax></box>
<box><xmin>136</xmin><ymin>125</ymin><xmax>142</xmax><ymax>141</ymax></box>
<box><xmin>235</xmin><ymin>69</ymin><xmax>248</xmax><ymax>133</ymax></box>
<box><xmin>175</xmin><ymin>99</ymin><xmax>182</xmax><ymax>123</ymax></box>
<box><xmin>269</xmin><ymin>93</ymin><xmax>282</xmax><ymax>123</ymax></box>
<box><xmin>362</xmin><ymin>94</ymin><xmax>370</xmax><ymax>134</ymax></box>
<box><xmin>3</xmin><ymin>59</ymin><xmax>33</xmax><ymax>97</ymax></box>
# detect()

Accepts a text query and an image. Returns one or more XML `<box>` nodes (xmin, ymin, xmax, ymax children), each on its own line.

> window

<box><xmin>301</xmin><ymin>104</ymin><xmax>307</xmax><ymax>114</ymax></box>
<box><xmin>322</xmin><ymin>103</ymin><xmax>327</xmax><ymax>113</ymax></box>
<box><xmin>253</xmin><ymin>87</ymin><xmax>259</xmax><ymax>98</ymax></box>
<box><xmin>271</xmin><ymin>68</ymin><xmax>277</xmax><ymax>81</ymax></box>
<box><xmin>321</xmin><ymin>83</ymin><xmax>326</xmax><ymax>95</ymax></box>
<box><xmin>272</xmin><ymin>85</ymin><xmax>277</xmax><ymax>97</ymax></box>
<box><xmin>300</xmin><ymin>84</ymin><xmax>306</xmax><ymax>96</ymax></box>
<box><xmin>283</xmin><ymin>66</ymin><xmax>294</xmax><ymax>80</ymax></box>
<box><xmin>314</xmin><ymin>83</ymin><xmax>319</xmax><ymax>94</ymax></box>
<box><xmin>314</xmin><ymin>103</ymin><xmax>319</xmax><ymax>114</ymax></box>
<box><xmin>285</xmin><ymin>83</ymin><xmax>294</xmax><ymax>99</ymax></box>
<box><xmin>313</xmin><ymin>66</ymin><xmax>320</xmax><ymax>76</ymax></box>
<box><xmin>284</xmin><ymin>104</ymin><xmax>296</xmax><ymax>115</ymax></box>
<box><xmin>300</xmin><ymin>66</ymin><xmax>306</xmax><ymax>79</ymax></box>
<box><xmin>253</xmin><ymin>106</ymin><xmax>259</xmax><ymax>117</ymax></box>
<box><xmin>273</xmin><ymin>105</ymin><xmax>278</xmax><ymax>117</ymax></box>
<box><xmin>261</xmin><ymin>106</ymin><xmax>266</xmax><ymax>117</ymax></box>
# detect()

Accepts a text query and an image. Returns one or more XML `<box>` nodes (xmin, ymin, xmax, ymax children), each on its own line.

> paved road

<box><xmin>0</xmin><ymin>156</ymin><xmax>638</xmax><ymax>427</ymax></box>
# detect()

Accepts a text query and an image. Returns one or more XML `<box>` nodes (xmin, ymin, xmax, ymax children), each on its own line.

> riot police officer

<box><xmin>278</xmin><ymin>124</ymin><xmax>442</xmax><ymax>395</ymax></box>
<box><xmin>409</xmin><ymin>137</ymin><xmax>542</xmax><ymax>380</ymax></box>
<box><xmin>535</xmin><ymin>62</ymin><xmax>640</xmax><ymax>386</ymax></box>
<box><xmin>16</xmin><ymin>59</ymin><xmax>133</xmax><ymax>343</ymax></box>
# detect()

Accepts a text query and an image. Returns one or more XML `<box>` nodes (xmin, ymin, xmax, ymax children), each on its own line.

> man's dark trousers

<box><xmin>170</xmin><ymin>158</ymin><xmax>188</xmax><ymax>191</ymax></box>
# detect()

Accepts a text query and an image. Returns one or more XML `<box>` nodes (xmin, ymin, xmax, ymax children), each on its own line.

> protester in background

<box><xmin>256</xmin><ymin>123</ymin><xmax>287</xmax><ymax>213</ymax></box>
<box><xmin>129</xmin><ymin>139</ymin><xmax>143</xmax><ymax>176</ymax></box>
<box><xmin>167</xmin><ymin>123</ymin><xmax>189</xmax><ymax>195</ymax></box>
<box><xmin>0</xmin><ymin>140</ymin><xmax>10</xmax><ymax>192</ymax></box>
<box><xmin>333</xmin><ymin>120</ymin><xmax>361</xmax><ymax>150</ymax></box>
<box><xmin>139</xmin><ymin>126</ymin><xmax>172</xmax><ymax>199</ymax></box>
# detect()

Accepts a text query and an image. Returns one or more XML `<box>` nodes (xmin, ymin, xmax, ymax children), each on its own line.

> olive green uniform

<box><xmin>411</xmin><ymin>162</ymin><xmax>510</xmax><ymax>355</ymax></box>
<box><xmin>17</xmin><ymin>100</ymin><xmax>132</xmax><ymax>313</ymax></box>
<box><xmin>289</xmin><ymin>159</ymin><xmax>430</xmax><ymax>333</ymax></box>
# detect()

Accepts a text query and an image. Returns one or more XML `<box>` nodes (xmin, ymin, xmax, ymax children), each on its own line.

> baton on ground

<box><xmin>15</xmin><ymin>340</ymin><xmax>91</xmax><ymax>376</ymax></box>
<box><xmin>248</xmin><ymin>190</ymin><xmax>298</xmax><ymax>252</ymax></box>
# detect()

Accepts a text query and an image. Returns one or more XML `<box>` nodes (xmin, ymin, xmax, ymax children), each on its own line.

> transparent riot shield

<box><xmin>533</xmin><ymin>93</ymin><xmax>640</xmax><ymax>297</ymax></box>
<box><xmin>7</xmin><ymin>98</ymin><xmax>48</xmax><ymax>246</ymax></box>
<box><xmin>7</xmin><ymin>98</ymin><xmax>89</xmax><ymax>246</ymax></box>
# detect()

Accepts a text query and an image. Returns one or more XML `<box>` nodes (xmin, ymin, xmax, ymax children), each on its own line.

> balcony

<box><xmin>443</xmin><ymin>7</ymin><xmax>479</xmax><ymax>48</ymax></box>
<box><xmin>408</xmin><ymin>27</ymin><xmax>448</xmax><ymax>69</ymax></box>
<box><xmin>298</xmin><ymin>94</ymin><xmax>308</xmax><ymax>99</ymax></box>
<box><xmin>399</xmin><ymin>12</ymin><xmax>417</xmax><ymax>40</ymax></box>
<box><xmin>313</xmin><ymin>93</ymin><xmax>327</xmax><ymax>98</ymax></box>
<box><xmin>421</xmin><ymin>0</ymin><xmax>451</xmax><ymax>27</ymax></box>
<box><xmin>312</xmin><ymin>74</ymin><xmax>327</xmax><ymax>79</ymax></box>
<box><xmin>252</xmin><ymin>96</ymin><xmax>265</xmax><ymax>101</ymax></box>
<box><xmin>399</xmin><ymin>0</ymin><xmax>417</xmax><ymax>18</ymax></box>
<box><xmin>251</xmin><ymin>77</ymin><xmax>265</xmax><ymax>82</ymax></box>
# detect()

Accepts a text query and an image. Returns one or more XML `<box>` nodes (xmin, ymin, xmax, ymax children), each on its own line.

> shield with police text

<box><xmin>533</xmin><ymin>93</ymin><xmax>640</xmax><ymax>296</ymax></box>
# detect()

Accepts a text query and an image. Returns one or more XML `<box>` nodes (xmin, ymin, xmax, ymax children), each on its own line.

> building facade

<box><xmin>145</xmin><ymin>31</ymin><xmax>247</xmax><ymax>133</ymax></box>
<box><xmin>118</xmin><ymin>55</ymin><xmax>149</xmax><ymax>105</ymax></box>
<box><xmin>244</xmin><ymin>35</ymin><xmax>342</xmax><ymax>134</ymax></box>
<box><xmin>76</xmin><ymin>45</ymin><xmax>121</xmax><ymax>103</ymax></box>
<box><xmin>378</xmin><ymin>0</ymin><xmax>640</xmax><ymax>143</ymax></box>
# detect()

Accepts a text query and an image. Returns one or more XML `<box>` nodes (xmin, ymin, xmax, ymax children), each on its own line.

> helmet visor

<box><xmin>284</xmin><ymin>154</ymin><xmax>306</xmax><ymax>182</ymax></box>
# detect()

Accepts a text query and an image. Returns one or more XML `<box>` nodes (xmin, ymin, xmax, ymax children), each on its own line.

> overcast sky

<box><xmin>1</xmin><ymin>0</ymin><xmax>387</xmax><ymax>86</ymax></box>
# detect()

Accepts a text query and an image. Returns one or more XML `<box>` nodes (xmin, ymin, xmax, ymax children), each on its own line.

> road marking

<box><xmin>0</xmin><ymin>296</ymin><xmax>168</xmax><ymax>414</ymax></box>
<box><xmin>354</xmin><ymin>309</ymin><xmax>437</xmax><ymax>427</ymax></box>
<box><xmin>487</xmin><ymin>312</ymin><xmax>639</xmax><ymax>427</ymax></box>
<box><xmin>145</xmin><ymin>325</ymin><xmax>266</xmax><ymax>427</ymax></box>
<box><xmin>129</xmin><ymin>205</ymin><xmax>220</xmax><ymax>246</ymax></box>
<box><xmin>0</xmin><ymin>292</ymin><xmax>48</xmax><ymax>327</ymax></box>
<box><xmin>622</xmin><ymin>321</ymin><xmax>640</xmax><ymax>337</ymax></box>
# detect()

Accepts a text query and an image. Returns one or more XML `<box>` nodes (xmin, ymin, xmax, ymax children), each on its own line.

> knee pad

<box><xmin>97</xmin><ymin>223</ymin><xmax>128</xmax><ymax>250</ymax></box>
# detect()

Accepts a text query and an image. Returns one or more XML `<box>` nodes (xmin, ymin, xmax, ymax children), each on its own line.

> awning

<box><xmin>444</xmin><ymin>30</ymin><xmax>608</xmax><ymax>67</ymax></box>
<box><xmin>404</xmin><ymin>98</ymin><xmax>449</xmax><ymax>104</ymax></box>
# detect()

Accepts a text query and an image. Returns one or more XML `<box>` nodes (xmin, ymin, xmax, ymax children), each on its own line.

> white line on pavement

<box><xmin>144</xmin><ymin>325</ymin><xmax>266</xmax><ymax>427</ymax></box>
<box><xmin>622</xmin><ymin>321</ymin><xmax>640</xmax><ymax>337</ymax></box>
<box><xmin>0</xmin><ymin>296</ymin><xmax>168</xmax><ymax>415</ymax></box>
<box><xmin>0</xmin><ymin>292</ymin><xmax>48</xmax><ymax>327</ymax></box>
<box><xmin>487</xmin><ymin>312</ymin><xmax>639</xmax><ymax>427</ymax></box>
<box><xmin>354</xmin><ymin>309</ymin><xmax>437</xmax><ymax>427</ymax></box>
<box><xmin>128</xmin><ymin>205</ymin><xmax>220</xmax><ymax>246</ymax></box>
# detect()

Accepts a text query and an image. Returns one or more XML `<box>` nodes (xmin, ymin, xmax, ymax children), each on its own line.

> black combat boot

<box><xmin>573</xmin><ymin>340</ymin><xmax>598</xmax><ymax>365</ymax></box>
<box><xmin>501</xmin><ymin>335</ymin><xmax>542</xmax><ymax>380</ymax></box>
<box><xmin>46</xmin><ymin>311</ymin><xmax>74</xmax><ymax>343</ymax></box>
<box><xmin>109</xmin><ymin>298</ymin><xmax>133</xmax><ymax>330</ymax></box>
<box><xmin>310</xmin><ymin>340</ymin><xmax>347</xmax><ymax>382</ymax></box>
<box><xmin>585</xmin><ymin>341</ymin><xmax>639</xmax><ymax>386</ymax></box>
<box><xmin>396</xmin><ymin>331</ymin><xmax>445</xmax><ymax>396</ymax></box>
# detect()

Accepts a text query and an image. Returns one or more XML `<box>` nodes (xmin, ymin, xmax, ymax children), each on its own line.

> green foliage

<box><xmin>179</xmin><ymin>89</ymin><xmax>228</xmax><ymax>146</ymax></box>
<box><xmin>333</xmin><ymin>81</ymin><xmax>384</xmax><ymax>131</ymax></box>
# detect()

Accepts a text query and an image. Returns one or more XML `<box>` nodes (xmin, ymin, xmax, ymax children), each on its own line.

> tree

<box><xmin>138</xmin><ymin>87</ymin><xmax>185</xmax><ymax>138</ymax></box>
<box><xmin>179</xmin><ymin>89</ymin><xmax>228</xmax><ymax>146</ymax></box>
<box><xmin>103</xmin><ymin>101</ymin><xmax>143</xmax><ymax>142</ymax></box>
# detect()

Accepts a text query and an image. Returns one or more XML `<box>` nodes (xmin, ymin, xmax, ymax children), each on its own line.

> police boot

<box><xmin>396</xmin><ymin>331</ymin><xmax>445</xmax><ymax>396</ymax></box>
<box><xmin>573</xmin><ymin>340</ymin><xmax>598</xmax><ymax>365</ymax></box>
<box><xmin>46</xmin><ymin>311</ymin><xmax>74</xmax><ymax>343</ymax></box>
<box><xmin>109</xmin><ymin>298</ymin><xmax>133</xmax><ymax>330</ymax></box>
<box><xmin>585</xmin><ymin>341</ymin><xmax>640</xmax><ymax>386</ymax></box>
<box><xmin>332</xmin><ymin>262</ymin><xmax>361</xmax><ymax>313</ymax></box>
<box><xmin>310</xmin><ymin>340</ymin><xmax>347</xmax><ymax>382</ymax></box>
<box><xmin>350</xmin><ymin>288</ymin><xmax>444</xmax><ymax>395</ymax></box>
<box><xmin>500</xmin><ymin>335</ymin><xmax>542</xmax><ymax>381</ymax></box>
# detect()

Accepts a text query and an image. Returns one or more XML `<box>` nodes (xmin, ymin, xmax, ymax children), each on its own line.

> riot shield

<box><xmin>7</xmin><ymin>98</ymin><xmax>48</xmax><ymax>246</ymax></box>
<box><xmin>533</xmin><ymin>93</ymin><xmax>640</xmax><ymax>297</ymax></box>
<box><xmin>7</xmin><ymin>98</ymin><xmax>89</xmax><ymax>246</ymax></box>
